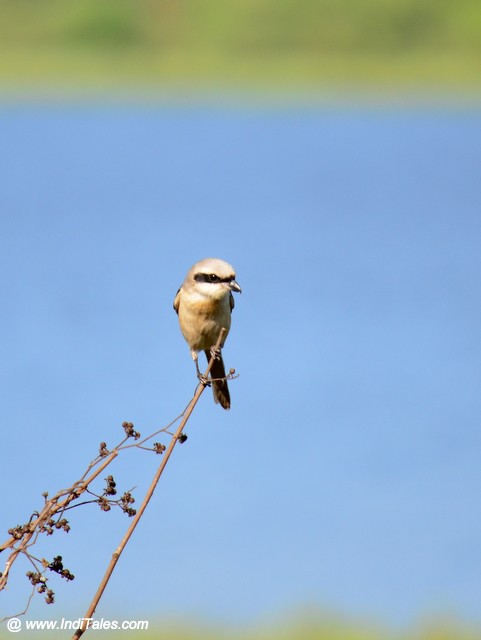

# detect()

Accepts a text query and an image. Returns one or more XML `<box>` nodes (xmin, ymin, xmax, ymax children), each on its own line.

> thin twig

<box><xmin>0</xmin><ymin>451</ymin><xmax>118</xmax><ymax>594</ymax></box>
<box><xmin>72</xmin><ymin>329</ymin><xmax>226</xmax><ymax>639</ymax></box>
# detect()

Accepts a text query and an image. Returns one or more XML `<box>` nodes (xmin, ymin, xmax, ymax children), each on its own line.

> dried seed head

<box><xmin>99</xmin><ymin>442</ymin><xmax>109</xmax><ymax>457</ymax></box>
<box><xmin>48</xmin><ymin>556</ymin><xmax>63</xmax><ymax>573</ymax></box>
<box><xmin>9</xmin><ymin>524</ymin><xmax>28</xmax><ymax>540</ymax></box>
<box><xmin>98</xmin><ymin>496</ymin><xmax>111</xmax><ymax>512</ymax></box>
<box><xmin>104</xmin><ymin>475</ymin><xmax>117</xmax><ymax>496</ymax></box>
<box><xmin>122</xmin><ymin>421</ymin><xmax>140</xmax><ymax>439</ymax></box>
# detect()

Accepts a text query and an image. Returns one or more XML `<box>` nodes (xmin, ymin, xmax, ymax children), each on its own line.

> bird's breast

<box><xmin>178</xmin><ymin>294</ymin><xmax>231</xmax><ymax>351</ymax></box>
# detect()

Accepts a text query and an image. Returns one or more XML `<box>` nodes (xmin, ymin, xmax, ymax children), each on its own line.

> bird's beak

<box><xmin>229</xmin><ymin>280</ymin><xmax>242</xmax><ymax>294</ymax></box>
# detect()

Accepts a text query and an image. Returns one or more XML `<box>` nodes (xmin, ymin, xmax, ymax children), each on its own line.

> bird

<box><xmin>173</xmin><ymin>258</ymin><xmax>242</xmax><ymax>410</ymax></box>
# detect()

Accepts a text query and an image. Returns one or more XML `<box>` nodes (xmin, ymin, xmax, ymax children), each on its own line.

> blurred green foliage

<box><xmin>32</xmin><ymin>616</ymin><xmax>481</xmax><ymax>640</ymax></box>
<box><xmin>1</xmin><ymin>0</ymin><xmax>481</xmax><ymax>53</ymax></box>
<box><xmin>0</xmin><ymin>0</ymin><xmax>480</xmax><ymax>90</ymax></box>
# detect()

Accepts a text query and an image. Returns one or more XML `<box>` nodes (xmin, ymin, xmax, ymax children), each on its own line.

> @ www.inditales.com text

<box><xmin>6</xmin><ymin>616</ymin><xmax>149</xmax><ymax>633</ymax></box>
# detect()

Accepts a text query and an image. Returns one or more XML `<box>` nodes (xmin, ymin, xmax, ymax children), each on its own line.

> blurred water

<box><xmin>1</xmin><ymin>102</ymin><xmax>481</xmax><ymax>628</ymax></box>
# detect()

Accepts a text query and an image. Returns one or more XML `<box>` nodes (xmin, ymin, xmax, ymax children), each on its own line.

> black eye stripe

<box><xmin>194</xmin><ymin>273</ymin><xmax>235</xmax><ymax>284</ymax></box>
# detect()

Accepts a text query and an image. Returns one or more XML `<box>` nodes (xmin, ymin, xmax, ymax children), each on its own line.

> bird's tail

<box><xmin>204</xmin><ymin>350</ymin><xmax>230</xmax><ymax>410</ymax></box>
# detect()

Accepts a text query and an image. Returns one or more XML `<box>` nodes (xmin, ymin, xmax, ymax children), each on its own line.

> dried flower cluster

<box><xmin>0</xmin><ymin>418</ymin><xmax>169</xmax><ymax>619</ymax></box>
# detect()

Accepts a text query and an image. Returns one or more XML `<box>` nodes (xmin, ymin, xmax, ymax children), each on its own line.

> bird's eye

<box><xmin>209</xmin><ymin>274</ymin><xmax>219</xmax><ymax>282</ymax></box>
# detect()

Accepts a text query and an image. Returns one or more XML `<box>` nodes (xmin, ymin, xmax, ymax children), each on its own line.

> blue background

<box><xmin>1</xmin><ymin>103</ymin><xmax>481</xmax><ymax>628</ymax></box>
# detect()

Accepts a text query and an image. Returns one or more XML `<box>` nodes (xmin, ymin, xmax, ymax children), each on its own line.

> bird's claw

<box><xmin>197</xmin><ymin>373</ymin><xmax>211</xmax><ymax>387</ymax></box>
<box><xmin>209</xmin><ymin>346</ymin><xmax>222</xmax><ymax>361</ymax></box>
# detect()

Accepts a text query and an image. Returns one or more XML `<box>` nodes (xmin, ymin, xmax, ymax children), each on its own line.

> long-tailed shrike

<box><xmin>173</xmin><ymin>258</ymin><xmax>242</xmax><ymax>410</ymax></box>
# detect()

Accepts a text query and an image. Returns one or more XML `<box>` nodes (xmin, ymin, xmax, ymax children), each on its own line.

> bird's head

<box><xmin>191</xmin><ymin>258</ymin><xmax>242</xmax><ymax>298</ymax></box>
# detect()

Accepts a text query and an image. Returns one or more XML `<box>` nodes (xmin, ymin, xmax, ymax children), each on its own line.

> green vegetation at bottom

<box><xmin>32</xmin><ymin>615</ymin><xmax>481</xmax><ymax>640</ymax></box>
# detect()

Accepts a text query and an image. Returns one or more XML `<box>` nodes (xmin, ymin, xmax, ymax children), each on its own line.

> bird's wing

<box><xmin>173</xmin><ymin>287</ymin><xmax>182</xmax><ymax>314</ymax></box>
<box><xmin>229</xmin><ymin>291</ymin><xmax>235</xmax><ymax>312</ymax></box>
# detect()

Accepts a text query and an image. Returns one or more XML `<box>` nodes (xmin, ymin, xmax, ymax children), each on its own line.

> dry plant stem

<box><xmin>0</xmin><ymin>452</ymin><xmax>117</xmax><ymax>555</ymax></box>
<box><xmin>72</xmin><ymin>329</ymin><xmax>226</xmax><ymax>640</ymax></box>
<box><xmin>0</xmin><ymin>451</ymin><xmax>118</xmax><ymax>593</ymax></box>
